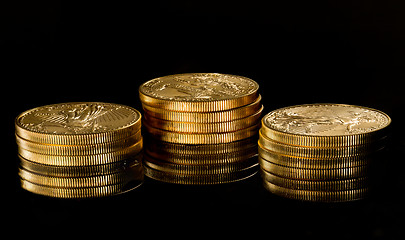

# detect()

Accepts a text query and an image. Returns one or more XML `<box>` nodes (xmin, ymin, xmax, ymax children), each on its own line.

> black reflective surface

<box><xmin>4</xmin><ymin>1</ymin><xmax>405</xmax><ymax>237</ymax></box>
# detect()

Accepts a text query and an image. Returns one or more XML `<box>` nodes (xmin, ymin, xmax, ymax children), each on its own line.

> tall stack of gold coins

<box><xmin>139</xmin><ymin>73</ymin><xmax>262</xmax><ymax>185</ymax></box>
<box><xmin>258</xmin><ymin>104</ymin><xmax>391</xmax><ymax>202</ymax></box>
<box><xmin>15</xmin><ymin>102</ymin><xmax>144</xmax><ymax>198</ymax></box>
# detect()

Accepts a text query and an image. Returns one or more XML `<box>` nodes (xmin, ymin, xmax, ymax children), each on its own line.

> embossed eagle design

<box><xmin>31</xmin><ymin>104</ymin><xmax>129</xmax><ymax>134</ymax></box>
<box><xmin>267</xmin><ymin>106</ymin><xmax>385</xmax><ymax>135</ymax></box>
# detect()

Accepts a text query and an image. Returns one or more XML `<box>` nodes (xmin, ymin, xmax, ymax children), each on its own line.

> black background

<box><xmin>3</xmin><ymin>0</ymin><xmax>405</xmax><ymax>238</ymax></box>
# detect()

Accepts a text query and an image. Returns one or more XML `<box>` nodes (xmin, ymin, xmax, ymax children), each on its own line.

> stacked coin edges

<box><xmin>15</xmin><ymin>103</ymin><xmax>144</xmax><ymax>198</ymax></box>
<box><xmin>139</xmin><ymin>73</ymin><xmax>262</xmax><ymax>185</ymax></box>
<box><xmin>258</xmin><ymin>106</ymin><xmax>390</xmax><ymax>202</ymax></box>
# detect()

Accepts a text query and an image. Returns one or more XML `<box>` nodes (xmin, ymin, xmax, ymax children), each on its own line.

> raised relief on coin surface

<box><xmin>140</xmin><ymin>73</ymin><xmax>259</xmax><ymax>101</ymax></box>
<box><xmin>264</xmin><ymin>104</ymin><xmax>391</xmax><ymax>136</ymax></box>
<box><xmin>17</xmin><ymin>103</ymin><xmax>140</xmax><ymax>134</ymax></box>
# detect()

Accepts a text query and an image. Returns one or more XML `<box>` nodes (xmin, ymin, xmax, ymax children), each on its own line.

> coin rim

<box><xmin>261</xmin><ymin>103</ymin><xmax>391</xmax><ymax>140</ymax></box>
<box><xmin>138</xmin><ymin>73</ymin><xmax>259</xmax><ymax>112</ymax></box>
<box><xmin>15</xmin><ymin>102</ymin><xmax>142</xmax><ymax>144</ymax></box>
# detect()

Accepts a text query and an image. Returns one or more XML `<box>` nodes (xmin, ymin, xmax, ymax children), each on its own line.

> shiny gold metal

<box><xmin>19</xmin><ymin>154</ymin><xmax>142</xmax><ymax>177</ymax></box>
<box><xmin>259</xmin><ymin>157</ymin><xmax>369</xmax><ymax>180</ymax></box>
<box><xmin>259</xmin><ymin>130</ymin><xmax>383</xmax><ymax>159</ymax></box>
<box><xmin>16</xmin><ymin>131</ymin><xmax>142</xmax><ymax>156</ymax></box>
<box><xmin>15</xmin><ymin>102</ymin><xmax>142</xmax><ymax>145</ymax></box>
<box><xmin>145</xmin><ymin>122</ymin><xmax>260</xmax><ymax>144</ymax></box>
<box><xmin>19</xmin><ymin>161</ymin><xmax>143</xmax><ymax>188</ymax></box>
<box><xmin>144</xmin><ymin>105</ymin><xmax>263</xmax><ymax>133</ymax></box>
<box><xmin>145</xmin><ymin>145</ymin><xmax>257</xmax><ymax>165</ymax></box>
<box><xmin>258</xmin><ymin>145</ymin><xmax>372</xmax><ymax>169</ymax></box>
<box><xmin>144</xmin><ymin>163</ymin><xmax>258</xmax><ymax>185</ymax></box>
<box><xmin>261</xmin><ymin>103</ymin><xmax>391</xmax><ymax>147</ymax></box>
<box><xmin>263</xmin><ymin>181</ymin><xmax>368</xmax><ymax>202</ymax></box>
<box><xmin>20</xmin><ymin>179</ymin><xmax>143</xmax><ymax>198</ymax></box>
<box><xmin>142</xmin><ymin>96</ymin><xmax>262</xmax><ymax>123</ymax></box>
<box><xmin>145</xmin><ymin>137</ymin><xmax>258</xmax><ymax>155</ymax></box>
<box><xmin>139</xmin><ymin>73</ymin><xmax>259</xmax><ymax>112</ymax></box>
<box><xmin>260</xmin><ymin>169</ymin><xmax>369</xmax><ymax>191</ymax></box>
<box><xmin>18</xmin><ymin>140</ymin><xmax>143</xmax><ymax>166</ymax></box>
<box><xmin>143</xmin><ymin>154</ymin><xmax>258</xmax><ymax>175</ymax></box>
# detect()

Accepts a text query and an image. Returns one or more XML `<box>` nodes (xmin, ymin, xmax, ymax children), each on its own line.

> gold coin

<box><xmin>261</xmin><ymin>103</ymin><xmax>390</xmax><ymax>147</ymax></box>
<box><xmin>263</xmin><ymin>181</ymin><xmax>368</xmax><ymax>202</ymax></box>
<box><xmin>144</xmin><ymin>105</ymin><xmax>262</xmax><ymax>133</ymax></box>
<box><xmin>15</xmin><ymin>102</ymin><xmax>142</xmax><ymax>145</ymax></box>
<box><xmin>18</xmin><ymin>140</ymin><xmax>143</xmax><ymax>166</ymax></box>
<box><xmin>139</xmin><ymin>73</ymin><xmax>259</xmax><ymax>112</ymax></box>
<box><xmin>20</xmin><ymin>179</ymin><xmax>143</xmax><ymax>198</ymax></box>
<box><xmin>144</xmin><ymin>122</ymin><xmax>260</xmax><ymax>144</ymax></box>
<box><xmin>142</xmin><ymin>96</ymin><xmax>262</xmax><ymax>123</ymax></box>
<box><xmin>259</xmin><ymin>157</ymin><xmax>369</xmax><ymax>180</ymax></box>
<box><xmin>19</xmin><ymin>161</ymin><xmax>143</xmax><ymax>188</ymax></box>
<box><xmin>144</xmin><ymin>137</ymin><xmax>257</xmax><ymax>155</ymax></box>
<box><xmin>145</xmin><ymin>145</ymin><xmax>257</xmax><ymax>165</ymax></box>
<box><xmin>143</xmin><ymin>154</ymin><xmax>258</xmax><ymax>174</ymax></box>
<box><xmin>258</xmin><ymin>145</ymin><xmax>372</xmax><ymax>169</ymax></box>
<box><xmin>16</xmin><ymin>132</ymin><xmax>142</xmax><ymax>156</ymax></box>
<box><xmin>19</xmin><ymin>154</ymin><xmax>142</xmax><ymax>177</ymax></box>
<box><xmin>260</xmin><ymin>169</ymin><xmax>369</xmax><ymax>191</ymax></box>
<box><xmin>144</xmin><ymin>163</ymin><xmax>258</xmax><ymax>185</ymax></box>
<box><xmin>259</xmin><ymin>130</ymin><xmax>383</xmax><ymax>159</ymax></box>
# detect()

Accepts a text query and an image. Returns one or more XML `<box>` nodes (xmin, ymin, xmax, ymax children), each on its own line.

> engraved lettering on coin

<box><xmin>17</xmin><ymin>103</ymin><xmax>140</xmax><ymax>134</ymax></box>
<box><xmin>264</xmin><ymin>104</ymin><xmax>391</xmax><ymax>136</ymax></box>
<box><xmin>140</xmin><ymin>73</ymin><xmax>258</xmax><ymax>101</ymax></box>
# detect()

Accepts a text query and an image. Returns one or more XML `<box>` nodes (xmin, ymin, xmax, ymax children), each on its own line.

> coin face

<box><xmin>16</xmin><ymin>102</ymin><xmax>141</xmax><ymax>135</ymax></box>
<box><xmin>139</xmin><ymin>73</ymin><xmax>259</xmax><ymax>102</ymax></box>
<box><xmin>263</xmin><ymin>104</ymin><xmax>391</xmax><ymax>136</ymax></box>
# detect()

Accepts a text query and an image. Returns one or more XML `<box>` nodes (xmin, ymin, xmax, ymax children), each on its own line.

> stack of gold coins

<box><xmin>139</xmin><ymin>73</ymin><xmax>262</xmax><ymax>185</ymax></box>
<box><xmin>258</xmin><ymin>104</ymin><xmax>391</xmax><ymax>202</ymax></box>
<box><xmin>15</xmin><ymin>102</ymin><xmax>144</xmax><ymax>198</ymax></box>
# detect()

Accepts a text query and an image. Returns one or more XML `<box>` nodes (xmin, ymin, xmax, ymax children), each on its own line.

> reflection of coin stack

<box><xmin>15</xmin><ymin>102</ymin><xmax>144</xmax><ymax>198</ymax></box>
<box><xmin>139</xmin><ymin>73</ymin><xmax>262</xmax><ymax>185</ymax></box>
<box><xmin>259</xmin><ymin>104</ymin><xmax>391</xmax><ymax>202</ymax></box>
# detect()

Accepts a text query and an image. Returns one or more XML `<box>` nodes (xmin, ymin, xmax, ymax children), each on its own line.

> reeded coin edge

<box><xmin>263</xmin><ymin>181</ymin><xmax>368</xmax><ymax>202</ymax></box>
<box><xmin>260</xmin><ymin>169</ymin><xmax>369</xmax><ymax>191</ymax></box>
<box><xmin>259</xmin><ymin>158</ymin><xmax>369</xmax><ymax>180</ymax></box>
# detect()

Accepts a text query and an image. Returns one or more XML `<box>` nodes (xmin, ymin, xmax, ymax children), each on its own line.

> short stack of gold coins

<box><xmin>258</xmin><ymin>104</ymin><xmax>391</xmax><ymax>202</ymax></box>
<box><xmin>139</xmin><ymin>73</ymin><xmax>262</xmax><ymax>184</ymax></box>
<box><xmin>15</xmin><ymin>102</ymin><xmax>144</xmax><ymax>198</ymax></box>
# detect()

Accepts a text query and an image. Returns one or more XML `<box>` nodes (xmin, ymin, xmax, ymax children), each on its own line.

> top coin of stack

<box><xmin>15</xmin><ymin>102</ymin><xmax>144</xmax><ymax>198</ymax></box>
<box><xmin>139</xmin><ymin>73</ymin><xmax>262</xmax><ymax>184</ymax></box>
<box><xmin>258</xmin><ymin>103</ymin><xmax>391</xmax><ymax>202</ymax></box>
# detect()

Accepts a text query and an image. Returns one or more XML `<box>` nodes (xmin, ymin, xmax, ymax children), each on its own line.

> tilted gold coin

<box><xmin>15</xmin><ymin>102</ymin><xmax>142</xmax><ymax>145</ymax></box>
<box><xmin>144</xmin><ymin>137</ymin><xmax>257</xmax><ymax>155</ymax></box>
<box><xmin>258</xmin><ymin>145</ymin><xmax>372</xmax><ymax>169</ymax></box>
<box><xmin>263</xmin><ymin>181</ymin><xmax>368</xmax><ymax>202</ymax></box>
<box><xmin>19</xmin><ymin>161</ymin><xmax>143</xmax><ymax>188</ymax></box>
<box><xmin>143</xmin><ymin>105</ymin><xmax>263</xmax><ymax>133</ymax></box>
<box><xmin>18</xmin><ymin>140</ymin><xmax>143</xmax><ymax>166</ymax></box>
<box><xmin>139</xmin><ymin>73</ymin><xmax>259</xmax><ymax>112</ymax></box>
<box><xmin>19</xmin><ymin>154</ymin><xmax>142</xmax><ymax>177</ymax></box>
<box><xmin>143</xmin><ymin>154</ymin><xmax>258</xmax><ymax>175</ymax></box>
<box><xmin>259</xmin><ymin>157</ymin><xmax>369</xmax><ymax>180</ymax></box>
<box><xmin>16</xmin><ymin>131</ymin><xmax>142</xmax><ymax>156</ymax></box>
<box><xmin>20</xmin><ymin>179</ymin><xmax>143</xmax><ymax>198</ymax></box>
<box><xmin>142</xmin><ymin>95</ymin><xmax>262</xmax><ymax>123</ymax></box>
<box><xmin>144</xmin><ymin>122</ymin><xmax>260</xmax><ymax>144</ymax></box>
<box><xmin>145</xmin><ymin>145</ymin><xmax>257</xmax><ymax>165</ymax></box>
<box><xmin>259</xmin><ymin>130</ymin><xmax>384</xmax><ymax>159</ymax></box>
<box><xmin>144</xmin><ymin>163</ymin><xmax>258</xmax><ymax>185</ymax></box>
<box><xmin>261</xmin><ymin>103</ymin><xmax>391</xmax><ymax>147</ymax></box>
<box><xmin>260</xmin><ymin>169</ymin><xmax>369</xmax><ymax>191</ymax></box>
